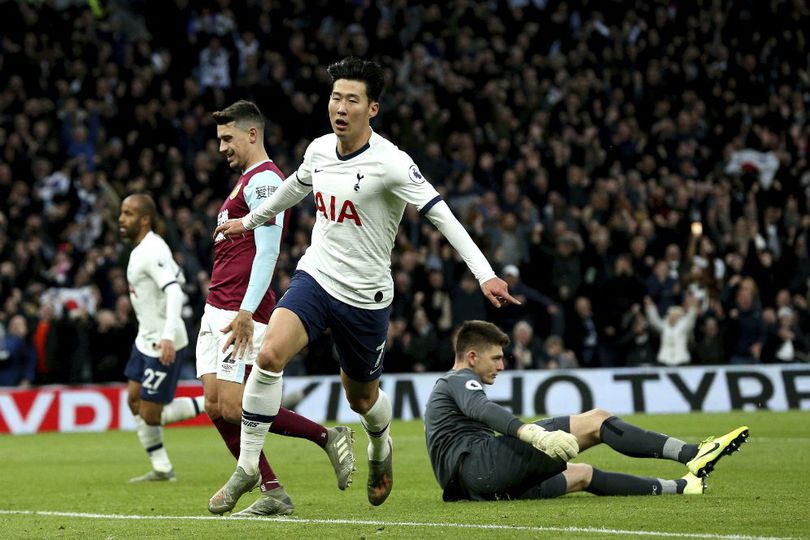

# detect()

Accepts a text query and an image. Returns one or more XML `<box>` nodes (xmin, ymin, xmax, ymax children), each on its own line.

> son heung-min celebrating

<box><xmin>213</xmin><ymin>57</ymin><xmax>518</xmax><ymax>508</ymax></box>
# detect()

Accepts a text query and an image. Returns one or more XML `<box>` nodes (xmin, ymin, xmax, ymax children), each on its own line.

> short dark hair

<box><xmin>128</xmin><ymin>193</ymin><xmax>156</xmax><ymax>226</ymax></box>
<box><xmin>212</xmin><ymin>100</ymin><xmax>265</xmax><ymax>132</ymax></box>
<box><xmin>327</xmin><ymin>57</ymin><xmax>384</xmax><ymax>102</ymax></box>
<box><xmin>455</xmin><ymin>320</ymin><xmax>510</xmax><ymax>359</ymax></box>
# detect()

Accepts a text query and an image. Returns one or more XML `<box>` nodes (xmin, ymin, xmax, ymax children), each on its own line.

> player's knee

<box><xmin>590</xmin><ymin>408</ymin><xmax>613</xmax><ymax>422</ymax></box>
<box><xmin>347</xmin><ymin>395</ymin><xmax>374</xmax><ymax>415</ymax></box>
<box><xmin>204</xmin><ymin>397</ymin><xmax>221</xmax><ymax>421</ymax></box>
<box><xmin>141</xmin><ymin>408</ymin><xmax>162</xmax><ymax>426</ymax></box>
<box><xmin>564</xmin><ymin>463</ymin><xmax>594</xmax><ymax>492</ymax></box>
<box><xmin>127</xmin><ymin>395</ymin><xmax>140</xmax><ymax>416</ymax></box>
<box><xmin>582</xmin><ymin>408</ymin><xmax>612</xmax><ymax>435</ymax></box>
<box><xmin>220</xmin><ymin>402</ymin><xmax>242</xmax><ymax>425</ymax></box>
<box><xmin>255</xmin><ymin>345</ymin><xmax>287</xmax><ymax>372</ymax></box>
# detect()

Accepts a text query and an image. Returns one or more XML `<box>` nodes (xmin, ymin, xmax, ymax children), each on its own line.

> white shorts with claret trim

<box><xmin>195</xmin><ymin>303</ymin><xmax>267</xmax><ymax>383</ymax></box>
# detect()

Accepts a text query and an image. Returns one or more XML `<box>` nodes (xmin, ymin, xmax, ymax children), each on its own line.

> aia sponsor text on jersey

<box><xmin>314</xmin><ymin>191</ymin><xmax>363</xmax><ymax>226</ymax></box>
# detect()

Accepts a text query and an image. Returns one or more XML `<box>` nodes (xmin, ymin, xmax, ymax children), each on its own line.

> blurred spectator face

<box><xmin>96</xmin><ymin>309</ymin><xmax>116</xmax><ymax>332</ymax></box>
<box><xmin>758</xmin><ymin>250</ymin><xmax>773</xmax><ymax>267</ymax></box>
<box><xmin>460</xmin><ymin>273</ymin><xmax>477</xmax><ymax>293</ymax></box>
<box><xmin>630</xmin><ymin>235</ymin><xmax>647</xmax><ymax>257</ymax></box>
<box><xmin>399</xmin><ymin>251</ymin><xmax>417</xmax><ymax>272</ymax></box>
<box><xmin>556</xmin><ymin>237</ymin><xmax>574</xmax><ymax>256</ymax></box>
<box><xmin>778</xmin><ymin>307</ymin><xmax>794</xmax><ymax>327</ymax></box>
<box><xmin>544</xmin><ymin>336</ymin><xmax>563</xmax><ymax>357</ymax></box>
<box><xmin>115</xmin><ymin>295</ymin><xmax>132</xmax><ymax>319</ymax></box>
<box><xmin>394</xmin><ymin>271</ymin><xmax>411</xmax><ymax>293</ymax></box>
<box><xmin>666</xmin><ymin>306</ymin><xmax>684</xmax><ymax>325</ymax></box>
<box><xmin>704</xmin><ymin>318</ymin><xmax>719</xmax><ymax>338</ymax></box>
<box><xmin>775</xmin><ymin>289</ymin><xmax>790</xmax><ymax>308</ymax></box>
<box><xmin>501</xmin><ymin>212</ymin><xmax>518</xmax><ymax>231</ymax></box>
<box><xmin>726</xmin><ymin>253</ymin><xmax>744</xmax><ymax>273</ymax></box>
<box><xmin>31</xmin><ymin>158</ymin><xmax>51</xmax><ymax>180</ymax></box>
<box><xmin>632</xmin><ymin>313</ymin><xmax>648</xmax><ymax>334</ymax></box>
<box><xmin>736</xmin><ymin>288</ymin><xmax>753</xmax><ymax>311</ymax></box>
<box><xmin>639</xmin><ymin>219</ymin><xmax>655</xmax><ymax>240</ymax></box>
<box><xmin>428</xmin><ymin>270</ymin><xmax>444</xmax><ymax>289</ymax></box>
<box><xmin>502</xmin><ymin>265</ymin><xmax>520</xmax><ymax>287</ymax></box>
<box><xmin>39</xmin><ymin>302</ymin><xmax>55</xmax><ymax>321</ymax></box>
<box><xmin>665</xmin><ymin>244</ymin><xmax>681</xmax><ymax>263</ymax></box>
<box><xmin>413</xmin><ymin>309</ymin><xmax>429</xmax><ymax>331</ymax></box>
<box><xmin>513</xmin><ymin>321</ymin><xmax>533</xmax><ymax>346</ymax></box>
<box><xmin>575</xmin><ymin>297</ymin><xmax>591</xmax><ymax>317</ymax></box>
<box><xmin>9</xmin><ymin>315</ymin><xmax>27</xmax><ymax>337</ymax></box>
<box><xmin>73</xmin><ymin>125</ymin><xmax>88</xmax><ymax>143</ymax></box>
<box><xmin>614</xmin><ymin>255</ymin><xmax>632</xmax><ymax>276</ymax></box>
<box><xmin>699</xmin><ymin>237</ymin><xmax>715</xmax><ymax>256</ymax></box>
<box><xmin>653</xmin><ymin>260</ymin><xmax>668</xmax><ymax>280</ymax></box>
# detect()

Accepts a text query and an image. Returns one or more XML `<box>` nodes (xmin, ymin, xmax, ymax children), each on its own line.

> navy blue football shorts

<box><xmin>277</xmin><ymin>270</ymin><xmax>391</xmax><ymax>382</ymax></box>
<box><xmin>124</xmin><ymin>345</ymin><xmax>186</xmax><ymax>404</ymax></box>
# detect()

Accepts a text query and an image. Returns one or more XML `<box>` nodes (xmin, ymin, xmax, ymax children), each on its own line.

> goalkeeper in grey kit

<box><xmin>424</xmin><ymin>320</ymin><xmax>749</xmax><ymax>501</ymax></box>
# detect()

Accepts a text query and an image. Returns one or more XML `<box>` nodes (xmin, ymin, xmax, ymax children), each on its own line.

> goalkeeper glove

<box><xmin>518</xmin><ymin>424</ymin><xmax>579</xmax><ymax>461</ymax></box>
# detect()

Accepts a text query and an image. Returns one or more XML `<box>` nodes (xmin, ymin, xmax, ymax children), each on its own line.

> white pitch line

<box><xmin>0</xmin><ymin>509</ymin><xmax>795</xmax><ymax>540</ymax></box>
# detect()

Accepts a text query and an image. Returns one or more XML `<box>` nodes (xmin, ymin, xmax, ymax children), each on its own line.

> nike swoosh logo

<box><xmin>695</xmin><ymin>442</ymin><xmax>720</xmax><ymax>460</ymax></box>
<box><xmin>314</xmin><ymin>168</ymin><xmax>324</xmax><ymax>173</ymax></box>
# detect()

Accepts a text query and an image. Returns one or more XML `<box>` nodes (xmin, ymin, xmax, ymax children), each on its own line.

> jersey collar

<box><xmin>242</xmin><ymin>159</ymin><xmax>272</xmax><ymax>174</ymax></box>
<box><xmin>335</xmin><ymin>133</ymin><xmax>372</xmax><ymax>161</ymax></box>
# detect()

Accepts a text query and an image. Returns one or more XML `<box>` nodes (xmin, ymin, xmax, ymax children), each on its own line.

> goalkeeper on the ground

<box><xmin>424</xmin><ymin>320</ymin><xmax>749</xmax><ymax>501</ymax></box>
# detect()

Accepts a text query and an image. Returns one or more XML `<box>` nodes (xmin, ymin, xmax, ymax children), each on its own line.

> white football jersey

<box><xmin>295</xmin><ymin>131</ymin><xmax>441</xmax><ymax>308</ymax></box>
<box><xmin>127</xmin><ymin>231</ymin><xmax>189</xmax><ymax>355</ymax></box>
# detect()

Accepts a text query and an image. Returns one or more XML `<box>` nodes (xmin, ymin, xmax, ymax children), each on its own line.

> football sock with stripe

<box><xmin>271</xmin><ymin>407</ymin><xmax>329</xmax><ymax>449</ymax></box>
<box><xmin>600</xmin><ymin>416</ymin><xmax>696</xmax><ymax>462</ymax></box>
<box><xmin>213</xmin><ymin>416</ymin><xmax>280</xmax><ymax>492</ymax></box>
<box><xmin>361</xmin><ymin>389</ymin><xmax>392</xmax><ymax>461</ymax></box>
<box><xmin>238</xmin><ymin>366</ymin><xmax>283</xmax><ymax>476</ymax></box>
<box><xmin>160</xmin><ymin>396</ymin><xmax>205</xmax><ymax>425</ymax></box>
<box><xmin>587</xmin><ymin>468</ymin><xmax>682</xmax><ymax>496</ymax></box>
<box><xmin>134</xmin><ymin>415</ymin><xmax>172</xmax><ymax>473</ymax></box>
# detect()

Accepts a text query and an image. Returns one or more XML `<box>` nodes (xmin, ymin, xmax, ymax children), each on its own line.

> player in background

<box><xmin>201</xmin><ymin>101</ymin><xmax>355</xmax><ymax>517</ymax></box>
<box><xmin>119</xmin><ymin>193</ymin><xmax>206</xmax><ymax>482</ymax></box>
<box><xmin>424</xmin><ymin>320</ymin><xmax>750</xmax><ymax>501</ymax></box>
<box><xmin>213</xmin><ymin>57</ymin><xmax>519</xmax><ymax>510</ymax></box>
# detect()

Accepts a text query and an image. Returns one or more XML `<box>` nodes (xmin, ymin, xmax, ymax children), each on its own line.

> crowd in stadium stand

<box><xmin>1</xmin><ymin>0</ymin><xmax>809</xmax><ymax>387</ymax></box>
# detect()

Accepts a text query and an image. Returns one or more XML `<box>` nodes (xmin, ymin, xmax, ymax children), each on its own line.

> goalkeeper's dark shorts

<box><xmin>455</xmin><ymin>416</ymin><xmax>570</xmax><ymax>501</ymax></box>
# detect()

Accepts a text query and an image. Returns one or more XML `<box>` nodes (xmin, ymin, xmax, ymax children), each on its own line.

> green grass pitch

<box><xmin>1</xmin><ymin>411</ymin><xmax>808</xmax><ymax>539</ymax></box>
